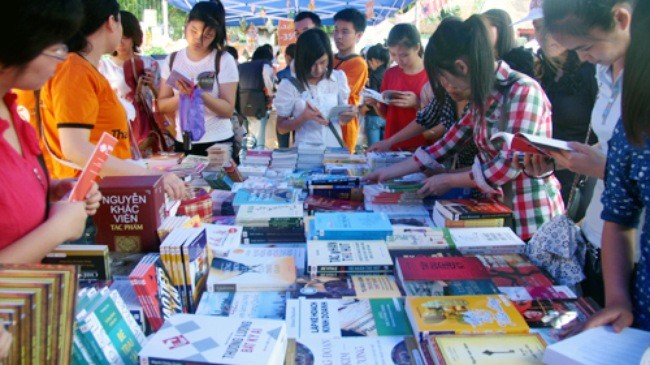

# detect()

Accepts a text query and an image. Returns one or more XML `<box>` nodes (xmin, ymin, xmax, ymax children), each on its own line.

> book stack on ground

<box><xmin>432</xmin><ymin>198</ymin><xmax>513</xmax><ymax>228</ymax></box>
<box><xmin>0</xmin><ymin>264</ymin><xmax>78</xmax><ymax>365</ymax></box>
<box><xmin>367</xmin><ymin>151</ymin><xmax>412</xmax><ymax>170</ymax></box>
<box><xmin>205</xmin><ymin>143</ymin><xmax>232</xmax><ymax>169</ymax></box>
<box><xmin>138</xmin><ymin>314</ymin><xmax>288</xmax><ymax>365</ymax></box>
<box><xmin>158</xmin><ymin>227</ymin><xmax>210</xmax><ymax>313</ymax></box>
<box><xmin>73</xmin><ymin>287</ymin><xmax>146</xmax><ymax>364</ymax></box>
<box><xmin>129</xmin><ymin>253</ymin><xmax>184</xmax><ymax>332</ymax></box>
<box><xmin>296</xmin><ymin>142</ymin><xmax>326</xmax><ymax>171</ymax></box>
<box><xmin>270</xmin><ymin>147</ymin><xmax>298</xmax><ymax>171</ymax></box>
<box><xmin>235</xmin><ymin>203</ymin><xmax>305</xmax><ymax>243</ymax></box>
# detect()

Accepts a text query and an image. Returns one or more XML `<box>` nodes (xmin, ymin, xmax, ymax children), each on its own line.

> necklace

<box><xmin>600</xmin><ymin>71</ymin><xmax>622</xmax><ymax>125</ymax></box>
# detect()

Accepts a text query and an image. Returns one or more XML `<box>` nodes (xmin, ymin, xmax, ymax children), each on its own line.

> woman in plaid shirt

<box><xmin>366</xmin><ymin>16</ymin><xmax>564</xmax><ymax>241</ymax></box>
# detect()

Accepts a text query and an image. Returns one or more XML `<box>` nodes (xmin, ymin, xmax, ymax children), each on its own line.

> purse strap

<box><xmin>565</xmin><ymin>124</ymin><xmax>593</xmax><ymax>213</ymax></box>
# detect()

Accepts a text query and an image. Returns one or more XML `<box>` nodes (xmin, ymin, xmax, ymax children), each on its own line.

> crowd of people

<box><xmin>0</xmin><ymin>0</ymin><xmax>649</xmax><ymax>358</ymax></box>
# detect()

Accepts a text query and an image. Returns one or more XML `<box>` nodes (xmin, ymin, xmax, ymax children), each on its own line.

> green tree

<box><xmin>118</xmin><ymin>0</ymin><xmax>187</xmax><ymax>41</ymax></box>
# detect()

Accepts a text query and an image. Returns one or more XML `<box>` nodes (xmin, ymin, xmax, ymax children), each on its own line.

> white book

<box><xmin>288</xmin><ymin>336</ymin><xmax>420</xmax><ymax>365</ymax></box>
<box><xmin>139</xmin><ymin>314</ymin><xmax>287</xmax><ymax>365</ymax></box>
<box><xmin>307</xmin><ymin>240</ymin><xmax>393</xmax><ymax>276</ymax></box>
<box><xmin>491</xmin><ymin>131</ymin><xmax>573</xmax><ymax>156</ymax></box>
<box><xmin>447</xmin><ymin>227</ymin><xmax>525</xmax><ymax>254</ymax></box>
<box><xmin>543</xmin><ymin>326</ymin><xmax>650</xmax><ymax>365</ymax></box>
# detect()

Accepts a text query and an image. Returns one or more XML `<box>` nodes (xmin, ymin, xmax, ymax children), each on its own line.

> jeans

<box><xmin>365</xmin><ymin>115</ymin><xmax>386</xmax><ymax>147</ymax></box>
<box><xmin>247</xmin><ymin>115</ymin><xmax>268</xmax><ymax>149</ymax></box>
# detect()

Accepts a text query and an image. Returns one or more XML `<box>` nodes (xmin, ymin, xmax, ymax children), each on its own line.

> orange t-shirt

<box><xmin>334</xmin><ymin>55</ymin><xmax>368</xmax><ymax>152</ymax></box>
<box><xmin>40</xmin><ymin>53</ymin><xmax>132</xmax><ymax>179</ymax></box>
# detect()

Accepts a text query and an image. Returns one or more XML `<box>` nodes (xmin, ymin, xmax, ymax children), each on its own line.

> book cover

<box><xmin>386</xmin><ymin>230</ymin><xmax>452</xmax><ymax>251</ymax></box>
<box><xmin>42</xmin><ymin>244</ymin><xmax>110</xmax><ymax>281</ymax></box>
<box><xmin>307</xmin><ymin>240</ymin><xmax>392</xmax><ymax>276</ymax></box>
<box><xmin>226</xmin><ymin>245</ymin><xmax>307</xmax><ymax>277</ymax></box>
<box><xmin>402</xmin><ymin>279</ymin><xmax>500</xmax><ymax>297</ymax></box>
<box><xmin>433</xmin><ymin>209</ymin><xmax>505</xmax><ymax>228</ymax></box>
<box><xmin>491</xmin><ymin>131</ymin><xmax>572</xmax><ymax>156</ymax></box>
<box><xmin>499</xmin><ymin>285</ymin><xmax>577</xmax><ymax>301</ymax></box>
<box><xmin>291</xmin><ymin>275</ymin><xmax>402</xmax><ymax>299</ymax></box>
<box><xmin>396</xmin><ymin>257</ymin><xmax>490</xmax><ymax>282</ymax></box>
<box><xmin>207</xmin><ymin>255</ymin><xmax>296</xmax><ymax>292</ymax></box>
<box><xmin>180</xmin><ymin>228</ymin><xmax>209</xmax><ymax>313</ymax></box>
<box><xmin>475</xmin><ymin>254</ymin><xmax>556</xmax><ymax>288</ymax></box>
<box><xmin>313</xmin><ymin>212</ymin><xmax>393</xmax><ymax>240</ymax></box>
<box><xmin>435</xmin><ymin>199</ymin><xmax>513</xmax><ymax>220</ymax></box>
<box><xmin>511</xmin><ymin>298</ymin><xmax>599</xmax><ymax>330</ymax></box>
<box><xmin>304</xmin><ymin>195</ymin><xmax>365</xmax><ymax>212</ymax></box>
<box><xmin>196</xmin><ymin>291</ymin><xmax>288</xmax><ymax>320</ymax></box>
<box><xmin>286</xmin><ymin>298</ymin><xmax>412</xmax><ymax>339</ymax></box>
<box><xmin>405</xmin><ymin>295</ymin><xmax>529</xmax><ymax>340</ymax></box>
<box><xmin>68</xmin><ymin>132</ymin><xmax>117</xmax><ymax>202</ymax></box>
<box><xmin>287</xmin><ymin>336</ymin><xmax>419</xmax><ymax>365</ymax></box>
<box><xmin>447</xmin><ymin>228</ymin><xmax>526</xmax><ymax>255</ymax></box>
<box><xmin>235</xmin><ymin>203</ymin><xmax>304</xmax><ymax>227</ymax></box>
<box><xmin>543</xmin><ymin>326</ymin><xmax>650</xmax><ymax>365</ymax></box>
<box><xmin>204</xmin><ymin>223</ymin><xmax>242</xmax><ymax>258</ymax></box>
<box><xmin>429</xmin><ymin>333</ymin><xmax>546</xmax><ymax>365</ymax></box>
<box><xmin>94</xmin><ymin>175</ymin><xmax>166</xmax><ymax>252</ymax></box>
<box><xmin>138</xmin><ymin>314</ymin><xmax>288</xmax><ymax>365</ymax></box>
<box><xmin>232</xmin><ymin>188</ymin><xmax>299</xmax><ymax>207</ymax></box>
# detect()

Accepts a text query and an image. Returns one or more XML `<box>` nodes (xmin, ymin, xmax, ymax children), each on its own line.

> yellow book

<box><xmin>428</xmin><ymin>334</ymin><xmax>546</xmax><ymax>365</ymax></box>
<box><xmin>405</xmin><ymin>295</ymin><xmax>529</xmax><ymax>341</ymax></box>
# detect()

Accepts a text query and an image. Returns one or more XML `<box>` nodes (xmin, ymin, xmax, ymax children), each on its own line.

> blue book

<box><xmin>232</xmin><ymin>188</ymin><xmax>299</xmax><ymax>207</ymax></box>
<box><xmin>313</xmin><ymin>212</ymin><xmax>393</xmax><ymax>240</ymax></box>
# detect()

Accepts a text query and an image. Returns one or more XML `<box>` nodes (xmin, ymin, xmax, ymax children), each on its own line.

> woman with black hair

<box><xmin>99</xmin><ymin>11</ymin><xmax>166</xmax><ymax>158</ymax></box>
<box><xmin>582</xmin><ymin>0</ymin><xmax>648</xmax><ymax>333</ymax></box>
<box><xmin>363</xmin><ymin>43</ymin><xmax>389</xmax><ymax>147</ymax></box>
<box><xmin>158</xmin><ymin>1</ymin><xmax>239</xmax><ymax>157</ymax></box>
<box><xmin>0</xmin><ymin>0</ymin><xmax>101</xmax><ymax>263</ymax></box>
<box><xmin>274</xmin><ymin>28</ymin><xmax>353</xmax><ymax>147</ymax></box>
<box><xmin>483</xmin><ymin>8</ymin><xmax>536</xmax><ymax>78</ymax></box>
<box><xmin>367</xmin><ymin>16</ymin><xmax>563</xmax><ymax>241</ymax></box>
<box><xmin>365</xmin><ymin>24</ymin><xmax>429</xmax><ymax>151</ymax></box>
<box><xmin>40</xmin><ymin>0</ymin><xmax>185</xmax><ymax>199</ymax></box>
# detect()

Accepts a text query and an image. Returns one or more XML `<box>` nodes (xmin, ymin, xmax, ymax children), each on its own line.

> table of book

<box><xmin>4</xmin><ymin>149</ymin><xmax>639</xmax><ymax>365</ymax></box>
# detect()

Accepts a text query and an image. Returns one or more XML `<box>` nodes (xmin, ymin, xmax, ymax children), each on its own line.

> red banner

<box><xmin>278</xmin><ymin>19</ymin><xmax>296</xmax><ymax>47</ymax></box>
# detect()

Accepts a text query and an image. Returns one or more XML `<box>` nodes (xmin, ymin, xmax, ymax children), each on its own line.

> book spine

<box><xmin>77</xmin><ymin>315</ymin><xmax>121</xmax><ymax>364</ymax></box>
<box><xmin>144</xmin><ymin>356</ymin><xmax>211</xmax><ymax>365</ymax></box>
<box><xmin>129</xmin><ymin>277</ymin><xmax>160</xmax><ymax>332</ymax></box>
<box><xmin>443</xmin><ymin>218</ymin><xmax>504</xmax><ymax>228</ymax></box>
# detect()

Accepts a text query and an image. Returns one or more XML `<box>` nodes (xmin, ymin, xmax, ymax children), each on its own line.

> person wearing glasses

<box><xmin>38</xmin><ymin>0</ymin><xmax>185</xmax><ymax>200</ymax></box>
<box><xmin>157</xmin><ymin>1</ymin><xmax>239</xmax><ymax>157</ymax></box>
<box><xmin>0</xmin><ymin>0</ymin><xmax>101</xmax><ymax>266</ymax></box>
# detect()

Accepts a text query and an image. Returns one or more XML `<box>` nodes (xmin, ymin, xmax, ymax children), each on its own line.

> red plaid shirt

<box><xmin>418</xmin><ymin>62</ymin><xmax>564</xmax><ymax>240</ymax></box>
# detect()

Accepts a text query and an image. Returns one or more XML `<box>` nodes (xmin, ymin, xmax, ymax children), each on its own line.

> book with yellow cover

<box><xmin>404</xmin><ymin>295</ymin><xmax>529</xmax><ymax>341</ymax></box>
<box><xmin>428</xmin><ymin>334</ymin><xmax>546</xmax><ymax>365</ymax></box>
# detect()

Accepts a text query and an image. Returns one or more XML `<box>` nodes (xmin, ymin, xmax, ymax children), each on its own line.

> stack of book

<box><xmin>0</xmin><ymin>264</ymin><xmax>78</xmax><ymax>365</ymax></box>
<box><xmin>42</xmin><ymin>244</ymin><xmax>111</xmax><ymax>282</ymax></box>
<box><xmin>205</xmin><ymin>143</ymin><xmax>231</xmax><ymax>168</ymax></box>
<box><xmin>270</xmin><ymin>147</ymin><xmax>298</xmax><ymax>171</ymax></box>
<box><xmin>367</xmin><ymin>151</ymin><xmax>412</xmax><ymax>170</ymax></box>
<box><xmin>210</xmin><ymin>189</ymin><xmax>236</xmax><ymax>215</ymax></box>
<box><xmin>296</xmin><ymin>142</ymin><xmax>326</xmax><ymax>171</ymax></box>
<box><xmin>307</xmin><ymin>175</ymin><xmax>362</xmax><ymax>202</ymax></box>
<box><xmin>240</xmin><ymin>149</ymin><xmax>272</xmax><ymax>168</ymax></box>
<box><xmin>129</xmin><ymin>253</ymin><xmax>184</xmax><ymax>332</ymax></box>
<box><xmin>204</xmin><ymin>223</ymin><xmax>243</xmax><ymax>257</ymax></box>
<box><xmin>432</xmin><ymin>198</ymin><xmax>513</xmax><ymax>228</ymax></box>
<box><xmin>232</xmin><ymin>187</ymin><xmax>301</xmax><ymax>212</ymax></box>
<box><xmin>323</xmin><ymin>162</ymin><xmax>370</xmax><ymax>177</ymax></box>
<box><xmin>235</xmin><ymin>203</ymin><xmax>305</xmax><ymax>243</ymax></box>
<box><xmin>158</xmin><ymin>227</ymin><xmax>210</xmax><ymax>312</ymax></box>
<box><xmin>73</xmin><ymin>287</ymin><xmax>146</xmax><ymax>364</ymax></box>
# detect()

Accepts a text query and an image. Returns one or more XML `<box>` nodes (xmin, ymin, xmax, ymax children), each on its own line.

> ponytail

<box><xmin>66</xmin><ymin>0</ymin><xmax>120</xmax><ymax>53</ymax></box>
<box><xmin>426</xmin><ymin>15</ymin><xmax>494</xmax><ymax>116</ymax></box>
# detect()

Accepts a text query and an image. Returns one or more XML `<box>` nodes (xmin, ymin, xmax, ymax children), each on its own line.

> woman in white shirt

<box><xmin>157</xmin><ymin>1</ymin><xmax>239</xmax><ymax>156</ymax></box>
<box><xmin>274</xmin><ymin>28</ymin><xmax>353</xmax><ymax>147</ymax></box>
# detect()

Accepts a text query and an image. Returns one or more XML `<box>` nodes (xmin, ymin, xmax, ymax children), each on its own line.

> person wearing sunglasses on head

<box><xmin>38</xmin><ymin>0</ymin><xmax>185</xmax><ymax>200</ymax></box>
<box><xmin>157</xmin><ymin>1</ymin><xmax>239</xmax><ymax>157</ymax></box>
<box><xmin>0</xmin><ymin>0</ymin><xmax>102</xmax><ymax>266</ymax></box>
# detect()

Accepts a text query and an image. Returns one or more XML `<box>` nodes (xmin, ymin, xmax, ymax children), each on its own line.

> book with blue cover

<box><xmin>312</xmin><ymin>212</ymin><xmax>393</xmax><ymax>240</ymax></box>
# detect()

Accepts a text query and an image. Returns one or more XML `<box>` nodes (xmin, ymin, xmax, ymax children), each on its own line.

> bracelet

<box><xmin>522</xmin><ymin>158</ymin><xmax>556</xmax><ymax>179</ymax></box>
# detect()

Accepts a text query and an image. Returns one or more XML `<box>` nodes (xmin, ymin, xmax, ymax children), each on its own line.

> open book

<box><xmin>361</xmin><ymin>88</ymin><xmax>407</xmax><ymax>104</ymax></box>
<box><xmin>491</xmin><ymin>131</ymin><xmax>572</xmax><ymax>156</ymax></box>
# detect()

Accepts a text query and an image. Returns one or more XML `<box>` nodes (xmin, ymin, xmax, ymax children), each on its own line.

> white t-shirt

<box><xmin>161</xmin><ymin>49</ymin><xmax>239</xmax><ymax>143</ymax></box>
<box><xmin>274</xmin><ymin>70</ymin><xmax>350</xmax><ymax>147</ymax></box>
<box><xmin>98</xmin><ymin>55</ymin><xmax>160</xmax><ymax>122</ymax></box>
<box><xmin>581</xmin><ymin>65</ymin><xmax>622</xmax><ymax>248</ymax></box>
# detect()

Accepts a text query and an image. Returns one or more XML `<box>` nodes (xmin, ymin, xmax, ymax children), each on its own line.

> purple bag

<box><xmin>179</xmin><ymin>88</ymin><xmax>206</xmax><ymax>141</ymax></box>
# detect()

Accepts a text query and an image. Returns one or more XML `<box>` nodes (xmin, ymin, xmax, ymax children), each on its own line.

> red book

<box><xmin>435</xmin><ymin>198</ymin><xmax>513</xmax><ymax>220</ymax></box>
<box><xmin>475</xmin><ymin>254</ymin><xmax>555</xmax><ymax>288</ymax></box>
<box><xmin>68</xmin><ymin>132</ymin><xmax>117</xmax><ymax>202</ymax></box>
<box><xmin>94</xmin><ymin>175</ymin><xmax>166</xmax><ymax>252</ymax></box>
<box><xmin>304</xmin><ymin>195</ymin><xmax>364</xmax><ymax>211</ymax></box>
<box><xmin>396</xmin><ymin>256</ymin><xmax>490</xmax><ymax>281</ymax></box>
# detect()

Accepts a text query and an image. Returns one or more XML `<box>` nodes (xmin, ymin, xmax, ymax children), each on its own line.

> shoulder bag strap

<box><xmin>35</xmin><ymin>90</ymin><xmax>83</xmax><ymax>171</ymax></box>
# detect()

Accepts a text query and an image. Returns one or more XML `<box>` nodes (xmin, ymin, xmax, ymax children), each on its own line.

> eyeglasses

<box><xmin>41</xmin><ymin>44</ymin><xmax>69</xmax><ymax>61</ymax></box>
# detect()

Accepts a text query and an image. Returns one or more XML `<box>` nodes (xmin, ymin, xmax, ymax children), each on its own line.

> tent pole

<box><xmin>162</xmin><ymin>0</ymin><xmax>170</xmax><ymax>39</ymax></box>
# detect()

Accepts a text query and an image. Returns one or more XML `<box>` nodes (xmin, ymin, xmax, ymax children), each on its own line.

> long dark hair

<box><xmin>622</xmin><ymin>0</ymin><xmax>649</xmax><ymax>145</ymax></box>
<box><xmin>67</xmin><ymin>0</ymin><xmax>120</xmax><ymax>53</ymax></box>
<box><xmin>387</xmin><ymin>23</ymin><xmax>423</xmax><ymax>57</ymax></box>
<box><xmin>427</xmin><ymin>15</ymin><xmax>495</xmax><ymax>116</ymax></box>
<box><xmin>119</xmin><ymin>11</ymin><xmax>143</xmax><ymax>53</ymax></box>
<box><xmin>482</xmin><ymin>9</ymin><xmax>516</xmax><ymax>59</ymax></box>
<box><xmin>0</xmin><ymin>0</ymin><xmax>83</xmax><ymax>67</ymax></box>
<box><xmin>187</xmin><ymin>1</ymin><xmax>227</xmax><ymax>51</ymax></box>
<box><xmin>294</xmin><ymin>28</ymin><xmax>333</xmax><ymax>86</ymax></box>
<box><xmin>544</xmin><ymin>0</ymin><xmax>637</xmax><ymax>38</ymax></box>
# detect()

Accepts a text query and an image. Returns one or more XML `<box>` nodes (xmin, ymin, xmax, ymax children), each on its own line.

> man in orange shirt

<box><xmin>333</xmin><ymin>8</ymin><xmax>368</xmax><ymax>152</ymax></box>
